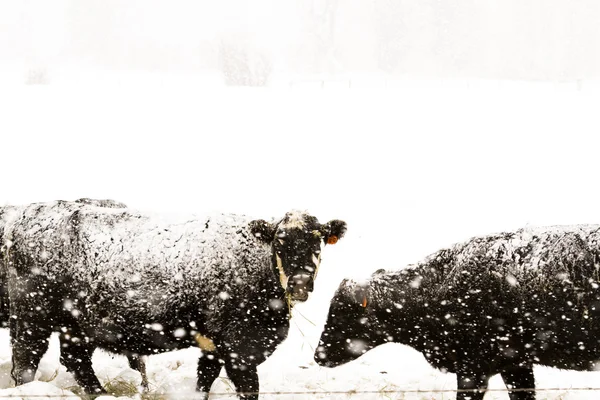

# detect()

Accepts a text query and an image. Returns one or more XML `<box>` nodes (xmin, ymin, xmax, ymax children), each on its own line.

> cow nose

<box><xmin>287</xmin><ymin>271</ymin><xmax>313</xmax><ymax>301</ymax></box>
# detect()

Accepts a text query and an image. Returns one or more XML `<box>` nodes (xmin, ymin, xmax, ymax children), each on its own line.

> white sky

<box><xmin>2</xmin><ymin>1</ymin><xmax>600</xmax><ymax>80</ymax></box>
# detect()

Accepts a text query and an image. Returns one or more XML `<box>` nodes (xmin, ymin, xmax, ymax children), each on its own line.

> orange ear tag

<box><xmin>361</xmin><ymin>296</ymin><xmax>368</xmax><ymax>308</ymax></box>
<box><xmin>327</xmin><ymin>235</ymin><xmax>338</xmax><ymax>245</ymax></box>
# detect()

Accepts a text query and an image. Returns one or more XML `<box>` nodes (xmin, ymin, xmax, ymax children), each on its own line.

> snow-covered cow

<box><xmin>316</xmin><ymin>226</ymin><xmax>600</xmax><ymax>400</ymax></box>
<box><xmin>2</xmin><ymin>200</ymin><xmax>346</xmax><ymax>399</ymax></box>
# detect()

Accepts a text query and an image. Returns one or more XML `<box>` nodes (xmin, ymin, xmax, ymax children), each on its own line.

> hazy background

<box><xmin>2</xmin><ymin>0</ymin><xmax>600</xmax><ymax>85</ymax></box>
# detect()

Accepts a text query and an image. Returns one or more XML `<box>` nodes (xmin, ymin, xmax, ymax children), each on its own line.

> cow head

<box><xmin>314</xmin><ymin>279</ymin><xmax>386</xmax><ymax>367</ymax></box>
<box><xmin>250</xmin><ymin>211</ymin><xmax>346</xmax><ymax>301</ymax></box>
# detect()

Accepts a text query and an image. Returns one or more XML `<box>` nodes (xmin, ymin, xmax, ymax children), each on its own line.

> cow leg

<box><xmin>58</xmin><ymin>330</ymin><xmax>105</xmax><ymax>394</ymax></box>
<box><xmin>196</xmin><ymin>352</ymin><xmax>224</xmax><ymax>399</ymax></box>
<box><xmin>10</xmin><ymin>317</ymin><xmax>51</xmax><ymax>386</ymax></box>
<box><xmin>500</xmin><ymin>366</ymin><xmax>536</xmax><ymax>400</ymax></box>
<box><xmin>456</xmin><ymin>370</ymin><xmax>490</xmax><ymax>400</ymax></box>
<box><xmin>127</xmin><ymin>354</ymin><xmax>149</xmax><ymax>391</ymax></box>
<box><xmin>224</xmin><ymin>360</ymin><xmax>259</xmax><ymax>400</ymax></box>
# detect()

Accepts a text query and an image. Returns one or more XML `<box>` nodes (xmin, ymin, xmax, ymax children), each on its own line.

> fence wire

<box><xmin>1</xmin><ymin>387</ymin><xmax>600</xmax><ymax>398</ymax></box>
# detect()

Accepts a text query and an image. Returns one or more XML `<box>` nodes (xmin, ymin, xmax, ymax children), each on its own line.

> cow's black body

<box><xmin>2</xmin><ymin>200</ymin><xmax>345</xmax><ymax>399</ymax></box>
<box><xmin>316</xmin><ymin>226</ymin><xmax>600</xmax><ymax>400</ymax></box>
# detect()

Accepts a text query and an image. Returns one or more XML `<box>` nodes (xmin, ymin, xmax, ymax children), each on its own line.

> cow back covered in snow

<box><xmin>0</xmin><ymin>199</ymin><xmax>127</xmax><ymax>327</ymax></box>
<box><xmin>3</xmin><ymin>200</ymin><xmax>346</xmax><ymax>399</ymax></box>
<box><xmin>316</xmin><ymin>225</ymin><xmax>600</xmax><ymax>400</ymax></box>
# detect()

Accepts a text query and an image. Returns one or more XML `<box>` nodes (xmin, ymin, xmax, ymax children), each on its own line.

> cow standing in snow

<box><xmin>2</xmin><ymin>200</ymin><xmax>346</xmax><ymax>399</ymax></box>
<box><xmin>316</xmin><ymin>226</ymin><xmax>600</xmax><ymax>400</ymax></box>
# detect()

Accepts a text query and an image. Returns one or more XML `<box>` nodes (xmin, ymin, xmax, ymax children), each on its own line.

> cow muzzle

<box><xmin>287</xmin><ymin>270</ymin><xmax>314</xmax><ymax>301</ymax></box>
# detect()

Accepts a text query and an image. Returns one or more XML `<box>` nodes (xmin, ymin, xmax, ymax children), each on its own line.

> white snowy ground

<box><xmin>1</xmin><ymin>308</ymin><xmax>600</xmax><ymax>400</ymax></box>
<box><xmin>3</xmin><ymin>74</ymin><xmax>600</xmax><ymax>399</ymax></box>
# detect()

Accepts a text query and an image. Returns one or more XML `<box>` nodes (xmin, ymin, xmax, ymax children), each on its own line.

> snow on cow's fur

<box><xmin>316</xmin><ymin>225</ymin><xmax>600</xmax><ymax>400</ymax></box>
<box><xmin>0</xmin><ymin>199</ymin><xmax>126</xmax><ymax>328</ymax></box>
<box><xmin>2</xmin><ymin>200</ymin><xmax>346</xmax><ymax>399</ymax></box>
<box><xmin>0</xmin><ymin>199</ymin><xmax>151</xmax><ymax>387</ymax></box>
<box><xmin>0</xmin><ymin>205</ymin><xmax>20</xmax><ymax>328</ymax></box>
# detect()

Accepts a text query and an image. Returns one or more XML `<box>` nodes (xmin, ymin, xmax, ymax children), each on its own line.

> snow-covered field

<box><xmin>2</xmin><ymin>77</ymin><xmax>600</xmax><ymax>399</ymax></box>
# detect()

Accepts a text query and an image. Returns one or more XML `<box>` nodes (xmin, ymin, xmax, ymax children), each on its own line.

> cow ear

<box><xmin>249</xmin><ymin>219</ymin><xmax>276</xmax><ymax>243</ymax></box>
<box><xmin>321</xmin><ymin>219</ymin><xmax>347</xmax><ymax>245</ymax></box>
<box><xmin>353</xmin><ymin>284</ymin><xmax>369</xmax><ymax>308</ymax></box>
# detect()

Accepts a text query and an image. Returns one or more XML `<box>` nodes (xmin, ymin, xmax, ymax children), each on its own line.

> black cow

<box><xmin>316</xmin><ymin>226</ymin><xmax>600</xmax><ymax>400</ymax></box>
<box><xmin>2</xmin><ymin>200</ymin><xmax>346</xmax><ymax>399</ymax></box>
